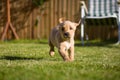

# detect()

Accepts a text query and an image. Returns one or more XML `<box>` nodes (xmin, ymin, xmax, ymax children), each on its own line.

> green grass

<box><xmin>0</xmin><ymin>40</ymin><xmax>120</xmax><ymax>80</ymax></box>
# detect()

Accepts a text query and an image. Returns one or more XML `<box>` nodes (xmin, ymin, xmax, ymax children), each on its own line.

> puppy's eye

<box><xmin>62</xmin><ymin>27</ymin><xmax>64</xmax><ymax>31</ymax></box>
<box><xmin>70</xmin><ymin>27</ymin><xmax>73</xmax><ymax>30</ymax></box>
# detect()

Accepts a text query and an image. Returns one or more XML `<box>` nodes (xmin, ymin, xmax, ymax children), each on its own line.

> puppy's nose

<box><xmin>64</xmin><ymin>32</ymin><xmax>69</xmax><ymax>38</ymax></box>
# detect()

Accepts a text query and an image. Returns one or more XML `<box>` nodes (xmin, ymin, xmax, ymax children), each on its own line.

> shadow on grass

<box><xmin>38</xmin><ymin>40</ymin><xmax>48</xmax><ymax>44</ymax></box>
<box><xmin>1</xmin><ymin>39</ymin><xmax>49</xmax><ymax>44</ymax></box>
<box><xmin>0</xmin><ymin>56</ymin><xmax>44</xmax><ymax>61</ymax></box>
<box><xmin>75</xmin><ymin>39</ymin><xmax>118</xmax><ymax>47</ymax></box>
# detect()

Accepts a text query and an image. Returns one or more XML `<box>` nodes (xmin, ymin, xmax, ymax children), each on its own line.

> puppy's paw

<box><xmin>49</xmin><ymin>51</ymin><xmax>55</xmax><ymax>57</ymax></box>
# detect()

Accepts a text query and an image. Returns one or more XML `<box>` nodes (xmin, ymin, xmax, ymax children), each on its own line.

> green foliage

<box><xmin>35</xmin><ymin>19</ymin><xmax>39</xmax><ymax>27</ymax></box>
<box><xmin>0</xmin><ymin>40</ymin><xmax>120</xmax><ymax>80</ymax></box>
<box><xmin>32</xmin><ymin>0</ymin><xmax>47</xmax><ymax>7</ymax></box>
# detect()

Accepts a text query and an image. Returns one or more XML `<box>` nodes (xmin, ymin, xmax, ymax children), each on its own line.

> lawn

<box><xmin>0</xmin><ymin>40</ymin><xmax>120</xmax><ymax>80</ymax></box>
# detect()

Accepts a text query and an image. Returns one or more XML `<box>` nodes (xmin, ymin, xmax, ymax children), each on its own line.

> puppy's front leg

<box><xmin>58</xmin><ymin>46</ymin><xmax>70</xmax><ymax>61</ymax></box>
<box><xmin>69</xmin><ymin>46</ymin><xmax>74</xmax><ymax>61</ymax></box>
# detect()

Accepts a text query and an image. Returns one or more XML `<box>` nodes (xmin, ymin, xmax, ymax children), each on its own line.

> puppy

<box><xmin>49</xmin><ymin>18</ymin><xmax>80</xmax><ymax>61</ymax></box>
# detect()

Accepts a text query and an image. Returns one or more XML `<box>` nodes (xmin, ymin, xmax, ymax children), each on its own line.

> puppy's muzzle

<box><xmin>64</xmin><ymin>32</ymin><xmax>70</xmax><ymax>38</ymax></box>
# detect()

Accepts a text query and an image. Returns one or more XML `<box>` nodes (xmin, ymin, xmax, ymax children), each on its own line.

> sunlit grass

<box><xmin>0</xmin><ymin>40</ymin><xmax>120</xmax><ymax>80</ymax></box>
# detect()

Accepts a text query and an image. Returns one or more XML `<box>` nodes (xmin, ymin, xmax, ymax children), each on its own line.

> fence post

<box><xmin>80</xmin><ymin>1</ymin><xmax>85</xmax><ymax>45</ymax></box>
<box><xmin>117</xmin><ymin>0</ymin><xmax>120</xmax><ymax>45</ymax></box>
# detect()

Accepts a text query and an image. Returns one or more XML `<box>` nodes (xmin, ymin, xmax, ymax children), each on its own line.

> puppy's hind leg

<box><xmin>49</xmin><ymin>40</ymin><xmax>55</xmax><ymax>57</ymax></box>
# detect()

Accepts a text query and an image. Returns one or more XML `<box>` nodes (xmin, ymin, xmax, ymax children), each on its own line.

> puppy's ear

<box><xmin>74</xmin><ymin>23</ymin><xmax>79</xmax><ymax>26</ymax></box>
<box><xmin>74</xmin><ymin>20</ymin><xmax>81</xmax><ymax>27</ymax></box>
<box><xmin>74</xmin><ymin>23</ymin><xmax>80</xmax><ymax>27</ymax></box>
<box><xmin>59</xmin><ymin>18</ymin><xmax>65</xmax><ymax>23</ymax></box>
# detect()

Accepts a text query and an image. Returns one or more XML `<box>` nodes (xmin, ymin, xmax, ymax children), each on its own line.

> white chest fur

<box><xmin>64</xmin><ymin>41</ymin><xmax>71</xmax><ymax>50</ymax></box>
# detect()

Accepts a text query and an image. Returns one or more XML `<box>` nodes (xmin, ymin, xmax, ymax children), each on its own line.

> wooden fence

<box><xmin>0</xmin><ymin>0</ymin><xmax>118</xmax><ymax>40</ymax></box>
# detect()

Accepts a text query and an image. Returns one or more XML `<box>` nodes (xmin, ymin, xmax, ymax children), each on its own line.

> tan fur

<box><xmin>49</xmin><ymin>18</ymin><xmax>80</xmax><ymax>61</ymax></box>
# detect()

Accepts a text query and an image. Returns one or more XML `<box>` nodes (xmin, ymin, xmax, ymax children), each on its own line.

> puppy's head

<box><xmin>59</xmin><ymin>18</ymin><xmax>79</xmax><ymax>40</ymax></box>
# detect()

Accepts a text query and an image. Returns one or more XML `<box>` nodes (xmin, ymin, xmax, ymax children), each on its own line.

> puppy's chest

<box><xmin>64</xmin><ymin>42</ymin><xmax>71</xmax><ymax>50</ymax></box>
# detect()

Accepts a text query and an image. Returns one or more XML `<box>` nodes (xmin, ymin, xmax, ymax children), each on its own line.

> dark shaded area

<box><xmin>0</xmin><ymin>56</ymin><xmax>44</xmax><ymax>60</ymax></box>
<box><xmin>75</xmin><ymin>39</ymin><xmax>118</xmax><ymax>47</ymax></box>
<box><xmin>86</xmin><ymin>18</ymin><xmax>118</xmax><ymax>26</ymax></box>
<box><xmin>32</xmin><ymin>0</ymin><xmax>48</xmax><ymax>7</ymax></box>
